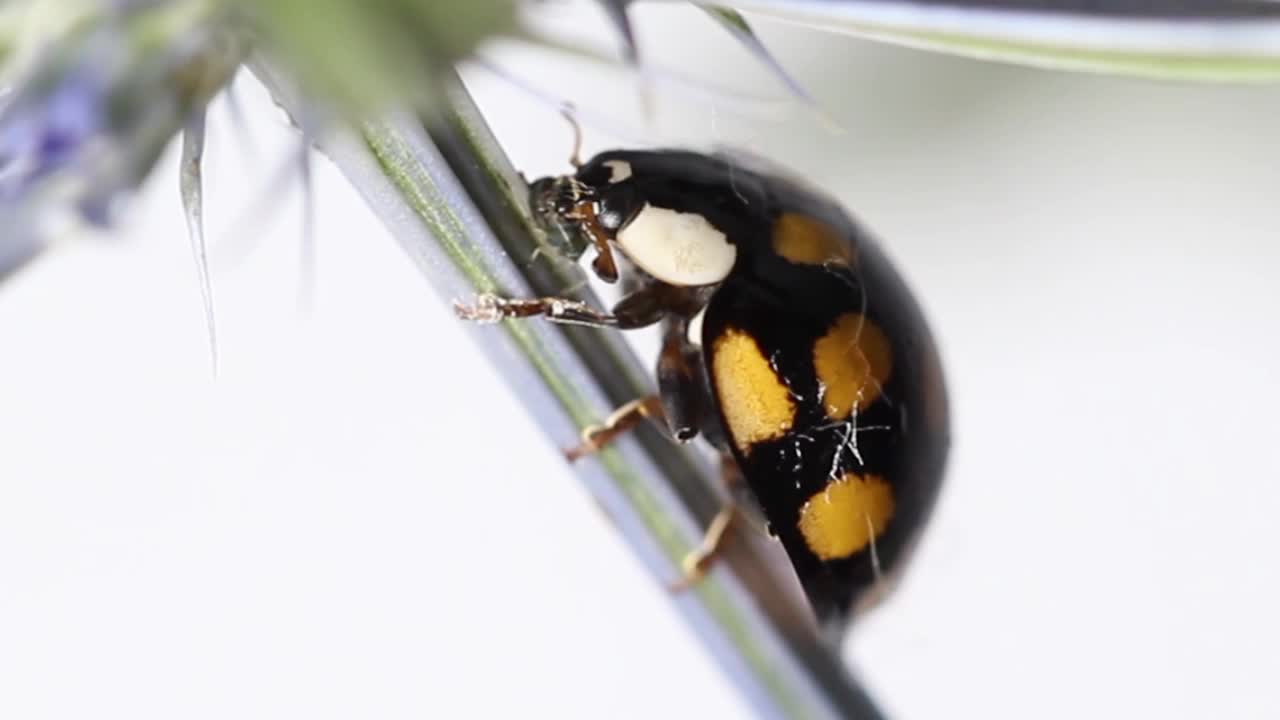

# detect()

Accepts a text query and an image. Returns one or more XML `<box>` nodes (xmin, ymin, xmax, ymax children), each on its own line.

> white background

<box><xmin>3</xmin><ymin>3</ymin><xmax>1280</xmax><ymax>718</ymax></box>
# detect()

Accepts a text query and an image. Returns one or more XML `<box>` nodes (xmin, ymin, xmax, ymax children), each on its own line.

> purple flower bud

<box><xmin>0</xmin><ymin>59</ymin><xmax>108</xmax><ymax>203</ymax></box>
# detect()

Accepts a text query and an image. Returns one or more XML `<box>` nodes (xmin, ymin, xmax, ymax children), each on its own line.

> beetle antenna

<box><xmin>561</xmin><ymin>104</ymin><xmax>584</xmax><ymax>168</ymax></box>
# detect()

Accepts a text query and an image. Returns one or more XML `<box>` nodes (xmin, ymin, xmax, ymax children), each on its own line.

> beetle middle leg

<box><xmin>564</xmin><ymin>395</ymin><xmax>665</xmax><ymax>461</ymax></box>
<box><xmin>565</xmin><ymin>318</ymin><xmax>706</xmax><ymax>460</ymax></box>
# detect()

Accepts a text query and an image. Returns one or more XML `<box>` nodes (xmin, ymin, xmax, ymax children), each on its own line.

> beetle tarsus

<box><xmin>564</xmin><ymin>395</ymin><xmax>665</xmax><ymax>461</ymax></box>
<box><xmin>454</xmin><ymin>293</ymin><xmax>620</xmax><ymax>328</ymax></box>
<box><xmin>669</xmin><ymin>506</ymin><xmax>736</xmax><ymax>592</ymax></box>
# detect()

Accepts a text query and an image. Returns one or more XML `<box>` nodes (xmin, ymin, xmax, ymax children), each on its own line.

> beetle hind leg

<box><xmin>668</xmin><ymin>453</ymin><xmax>768</xmax><ymax>591</ymax></box>
<box><xmin>669</xmin><ymin>505</ymin><xmax>736</xmax><ymax>591</ymax></box>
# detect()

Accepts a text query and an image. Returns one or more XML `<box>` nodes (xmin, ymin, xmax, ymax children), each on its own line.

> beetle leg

<box><xmin>455</xmin><ymin>282</ymin><xmax>678</xmax><ymax>331</ymax></box>
<box><xmin>453</xmin><ymin>293</ymin><xmax>619</xmax><ymax>328</ymax></box>
<box><xmin>669</xmin><ymin>505</ymin><xmax>736</xmax><ymax>591</ymax></box>
<box><xmin>564</xmin><ymin>395</ymin><xmax>665</xmax><ymax>462</ymax></box>
<box><xmin>567</xmin><ymin>202</ymin><xmax>619</xmax><ymax>284</ymax></box>
<box><xmin>655</xmin><ymin>319</ymin><xmax>706</xmax><ymax>442</ymax></box>
<box><xmin>669</xmin><ymin>453</ymin><xmax>776</xmax><ymax>591</ymax></box>
<box><xmin>610</xmin><ymin>286</ymin><xmax>672</xmax><ymax>329</ymax></box>
<box><xmin>565</xmin><ymin>316</ymin><xmax>707</xmax><ymax>460</ymax></box>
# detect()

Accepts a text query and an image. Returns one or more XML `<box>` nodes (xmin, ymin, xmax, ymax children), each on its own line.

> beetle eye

<box><xmin>527</xmin><ymin>176</ymin><xmax>590</xmax><ymax>260</ymax></box>
<box><xmin>528</xmin><ymin>177</ymin><xmax>559</xmax><ymax>224</ymax></box>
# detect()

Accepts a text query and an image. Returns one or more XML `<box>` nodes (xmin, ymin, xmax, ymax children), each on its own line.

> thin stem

<box><xmin>179</xmin><ymin>108</ymin><xmax>218</xmax><ymax>376</ymax></box>
<box><xmin>428</xmin><ymin>71</ymin><xmax>885</xmax><ymax>719</ymax></box>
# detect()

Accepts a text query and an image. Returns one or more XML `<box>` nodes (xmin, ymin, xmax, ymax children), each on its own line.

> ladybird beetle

<box><xmin>457</xmin><ymin>148</ymin><xmax>949</xmax><ymax>626</ymax></box>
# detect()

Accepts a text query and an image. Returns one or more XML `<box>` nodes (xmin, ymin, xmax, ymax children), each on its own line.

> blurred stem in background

<box><xmin>5</xmin><ymin>0</ymin><xmax>1280</xmax><ymax>717</ymax></box>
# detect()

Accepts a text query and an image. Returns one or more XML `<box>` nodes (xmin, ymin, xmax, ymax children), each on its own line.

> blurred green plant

<box><xmin>4</xmin><ymin>0</ymin><xmax>1280</xmax><ymax>256</ymax></box>
<box><xmin>5</xmin><ymin>0</ymin><xmax>1280</xmax><ymax>717</ymax></box>
<box><xmin>729</xmin><ymin>0</ymin><xmax>1280</xmax><ymax>81</ymax></box>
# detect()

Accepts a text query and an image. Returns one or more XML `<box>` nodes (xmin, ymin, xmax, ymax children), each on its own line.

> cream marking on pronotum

<box><xmin>603</xmin><ymin>159</ymin><xmax>632</xmax><ymax>183</ymax></box>
<box><xmin>616</xmin><ymin>204</ymin><xmax>736</xmax><ymax>286</ymax></box>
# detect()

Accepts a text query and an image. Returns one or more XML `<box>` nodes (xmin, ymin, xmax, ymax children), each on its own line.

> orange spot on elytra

<box><xmin>798</xmin><ymin>473</ymin><xmax>894</xmax><ymax>560</ymax></box>
<box><xmin>813</xmin><ymin>313</ymin><xmax>892</xmax><ymax>420</ymax></box>
<box><xmin>711</xmin><ymin>328</ymin><xmax>795</xmax><ymax>453</ymax></box>
<box><xmin>772</xmin><ymin>213</ymin><xmax>852</xmax><ymax>267</ymax></box>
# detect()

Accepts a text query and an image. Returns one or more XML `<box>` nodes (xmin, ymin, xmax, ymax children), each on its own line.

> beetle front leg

<box><xmin>568</xmin><ymin>201</ymin><xmax>620</xmax><ymax>284</ymax></box>
<box><xmin>453</xmin><ymin>293</ymin><xmax>620</xmax><ymax>329</ymax></box>
<box><xmin>454</xmin><ymin>281</ymin><xmax>677</xmax><ymax>330</ymax></box>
